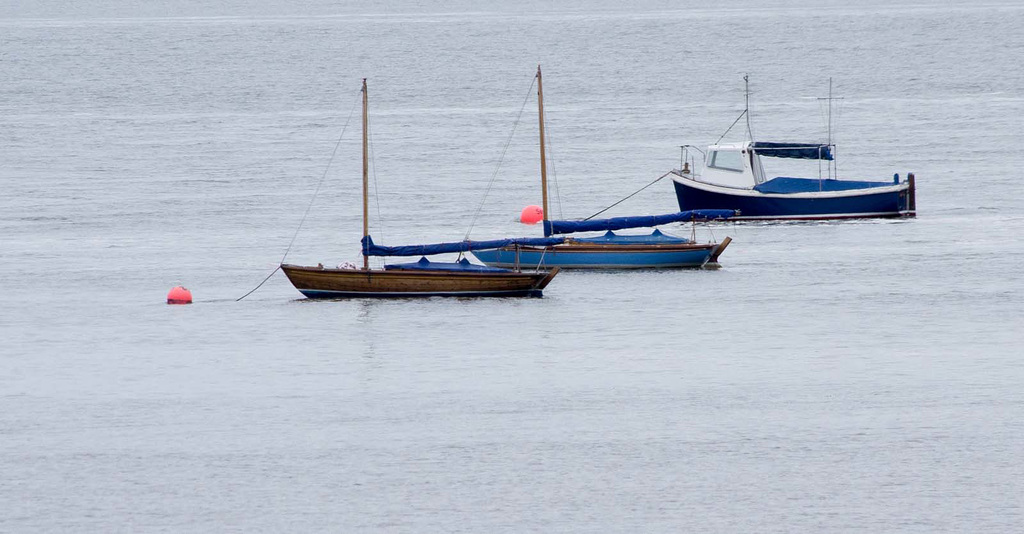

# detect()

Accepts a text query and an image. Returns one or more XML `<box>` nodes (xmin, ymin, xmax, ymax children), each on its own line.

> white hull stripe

<box><xmin>673</xmin><ymin>175</ymin><xmax>908</xmax><ymax>199</ymax></box>
<box><xmin>732</xmin><ymin>210</ymin><xmax>915</xmax><ymax>220</ymax></box>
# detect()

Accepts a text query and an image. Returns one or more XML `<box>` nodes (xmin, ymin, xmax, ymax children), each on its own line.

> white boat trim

<box><xmin>730</xmin><ymin>211</ymin><xmax>913</xmax><ymax>221</ymax></box>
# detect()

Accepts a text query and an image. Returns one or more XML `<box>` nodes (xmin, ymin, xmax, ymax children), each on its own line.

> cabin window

<box><xmin>709</xmin><ymin>150</ymin><xmax>744</xmax><ymax>172</ymax></box>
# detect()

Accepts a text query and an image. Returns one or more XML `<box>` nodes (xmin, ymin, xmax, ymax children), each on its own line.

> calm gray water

<box><xmin>3</xmin><ymin>1</ymin><xmax>1023</xmax><ymax>531</ymax></box>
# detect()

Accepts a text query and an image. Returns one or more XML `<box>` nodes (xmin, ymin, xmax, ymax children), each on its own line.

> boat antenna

<box><xmin>817</xmin><ymin>77</ymin><xmax>843</xmax><ymax>180</ymax></box>
<box><xmin>744</xmin><ymin>74</ymin><xmax>754</xmax><ymax>141</ymax></box>
<box><xmin>827</xmin><ymin>77</ymin><xmax>832</xmax><ymax>180</ymax></box>
<box><xmin>537</xmin><ymin>64</ymin><xmax>551</xmax><ymax>236</ymax></box>
<box><xmin>713</xmin><ymin>76</ymin><xmax>753</xmax><ymax>145</ymax></box>
<box><xmin>827</xmin><ymin>77</ymin><xmax>832</xmax><ymax>148</ymax></box>
<box><xmin>361</xmin><ymin>78</ymin><xmax>369</xmax><ymax>270</ymax></box>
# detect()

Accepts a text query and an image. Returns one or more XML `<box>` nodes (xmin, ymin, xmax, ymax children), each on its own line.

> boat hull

<box><xmin>471</xmin><ymin>243</ymin><xmax>717</xmax><ymax>269</ymax></box>
<box><xmin>673</xmin><ymin>174</ymin><xmax>916</xmax><ymax>220</ymax></box>
<box><xmin>281</xmin><ymin>264</ymin><xmax>558</xmax><ymax>298</ymax></box>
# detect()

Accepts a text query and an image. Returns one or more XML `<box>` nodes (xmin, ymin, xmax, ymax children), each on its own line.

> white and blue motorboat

<box><xmin>671</xmin><ymin>141</ymin><xmax>916</xmax><ymax>220</ymax></box>
<box><xmin>671</xmin><ymin>78</ymin><xmax>916</xmax><ymax>220</ymax></box>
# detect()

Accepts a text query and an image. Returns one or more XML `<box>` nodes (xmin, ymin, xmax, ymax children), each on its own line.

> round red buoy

<box><xmin>167</xmin><ymin>286</ymin><xmax>192</xmax><ymax>305</ymax></box>
<box><xmin>520</xmin><ymin>205</ymin><xmax>543</xmax><ymax>224</ymax></box>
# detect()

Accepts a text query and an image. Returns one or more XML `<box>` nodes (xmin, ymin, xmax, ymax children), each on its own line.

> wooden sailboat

<box><xmin>281</xmin><ymin>79</ymin><xmax>560</xmax><ymax>298</ymax></box>
<box><xmin>472</xmin><ymin>66</ymin><xmax>735</xmax><ymax>269</ymax></box>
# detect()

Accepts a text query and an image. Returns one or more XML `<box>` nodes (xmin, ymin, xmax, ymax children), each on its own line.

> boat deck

<box><xmin>752</xmin><ymin>177</ymin><xmax>897</xmax><ymax>194</ymax></box>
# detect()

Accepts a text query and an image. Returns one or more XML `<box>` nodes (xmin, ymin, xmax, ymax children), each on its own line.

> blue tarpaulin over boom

<box><xmin>544</xmin><ymin>209</ymin><xmax>735</xmax><ymax>236</ymax></box>
<box><xmin>362</xmin><ymin>235</ymin><xmax>565</xmax><ymax>257</ymax></box>
<box><xmin>752</xmin><ymin>142</ymin><xmax>834</xmax><ymax>160</ymax></box>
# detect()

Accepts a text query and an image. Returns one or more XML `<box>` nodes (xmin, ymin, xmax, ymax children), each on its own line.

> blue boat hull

<box><xmin>472</xmin><ymin>245</ymin><xmax>714</xmax><ymax>269</ymax></box>
<box><xmin>673</xmin><ymin>177</ymin><xmax>915</xmax><ymax>220</ymax></box>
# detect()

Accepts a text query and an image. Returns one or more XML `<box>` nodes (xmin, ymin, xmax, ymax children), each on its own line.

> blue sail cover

<box><xmin>362</xmin><ymin>235</ymin><xmax>565</xmax><ymax>257</ymax></box>
<box><xmin>752</xmin><ymin>142</ymin><xmax>834</xmax><ymax>160</ymax></box>
<box><xmin>571</xmin><ymin>229</ymin><xmax>691</xmax><ymax>244</ymax></box>
<box><xmin>384</xmin><ymin>257</ymin><xmax>511</xmax><ymax>272</ymax></box>
<box><xmin>544</xmin><ymin>209</ymin><xmax>735</xmax><ymax>236</ymax></box>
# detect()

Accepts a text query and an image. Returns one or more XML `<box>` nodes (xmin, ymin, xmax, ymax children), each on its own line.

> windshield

<box><xmin>709</xmin><ymin>150</ymin><xmax>744</xmax><ymax>172</ymax></box>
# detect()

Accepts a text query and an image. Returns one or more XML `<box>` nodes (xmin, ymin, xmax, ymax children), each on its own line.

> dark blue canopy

<box><xmin>362</xmin><ymin>235</ymin><xmax>565</xmax><ymax>257</ymax></box>
<box><xmin>544</xmin><ymin>209</ymin><xmax>735</xmax><ymax>236</ymax></box>
<box><xmin>384</xmin><ymin>257</ymin><xmax>511</xmax><ymax>272</ymax></box>
<box><xmin>752</xmin><ymin>142</ymin><xmax>834</xmax><ymax>160</ymax></box>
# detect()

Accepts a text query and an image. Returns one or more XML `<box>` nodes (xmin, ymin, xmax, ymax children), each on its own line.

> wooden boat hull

<box><xmin>471</xmin><ymin>242</ymin><xmax>717</xmax><ymax>269</ymax></box>
<box><xmin>673</xmin><ymin>173</ymin><xmax>916</xmax><ymax>220</ymax></box>
<box><xmin>281</xmin><ymin>264</ymin><xmax>559</xmax><ymax>298</ymax></box>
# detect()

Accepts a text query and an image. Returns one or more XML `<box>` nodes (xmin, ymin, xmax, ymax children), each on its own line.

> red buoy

<box><xmin>520</xmin><ymin>205</ymin><xmax>543</xmax><ymax>225</ymax></box>
<box><xmin>167</xmin><ymin>286</ymin><xmax>192</xmax><ymax>305</ymax></box>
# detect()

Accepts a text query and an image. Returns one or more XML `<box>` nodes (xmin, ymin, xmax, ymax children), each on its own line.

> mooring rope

<box><xmin>582</xmin><ymin>172</ymin><xmax>672</xmax><ymax>221</ymax></box>
<box><xmin>235</xmin><ymin>265</ymin><xmax>281</xmax><ymax>302</ymax></box>
<box><xmin>236</xmin><ymin>90</ymin><xmax>361</xmax><ymax>302</ymax></box>
<box><xmin>463</xmin><ymin>75</ymin><xmax>537</xmax><ymax>240</ymax></box>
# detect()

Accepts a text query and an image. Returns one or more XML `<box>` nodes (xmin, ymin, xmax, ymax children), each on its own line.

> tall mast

<box><xmin>361</xmin><ymin>78</ymin><xmax>369</xmax><ymax>270</ymax></box>
<box><xmin>536</xmin><ymin>65</ymin><xmax>550</xmax><ymax>236</ymax></box>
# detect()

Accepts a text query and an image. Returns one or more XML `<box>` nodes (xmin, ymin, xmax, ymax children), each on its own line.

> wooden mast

<box><xmin>536</xmin><ymin>65</ymin><xmax>550</xmax><ymax>236</ymax></box>
<box><xmin>361</xmin><ymin>78</ymin><xmax>369</xmax><ymax>270</ymax></box>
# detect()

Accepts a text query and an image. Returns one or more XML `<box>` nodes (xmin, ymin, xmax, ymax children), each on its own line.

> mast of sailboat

<box><xmin>361</xmin><ymin>78</ymin><xmax>369</xmax><ymax>270</ymax></box>
<box><xmin>536</xmin><ymin>65</ymin><xmax>551</xmax><ymax>237</ymax></box>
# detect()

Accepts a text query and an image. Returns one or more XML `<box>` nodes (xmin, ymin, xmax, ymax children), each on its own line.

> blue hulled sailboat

<box><xmin>471</xmin><ymin>66</ymin><xmax>736</xmax><ymax>270</ymax></box>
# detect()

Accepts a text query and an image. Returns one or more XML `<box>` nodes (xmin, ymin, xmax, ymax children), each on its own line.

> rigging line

<box><xmin>463</xmin><ymin>75</ymin><xmax>537</xmax><ymax>240</ymax></box>
<box><xmin>368</xmin><ymin>111</ymin><xmax>385</xmax><ymax>268</ymax></box>
<box><xmin>582</xmin><ymin>172</ymin><xmax>671</xmax><ymax>221</ymax></box>
<box><xmin>236</xmin><ymin>89</ymin><xmax>361</xmax><ymax>302</ymax></box>
<box><xmin>544</xmin><ymin>111</ymin><xmax>564</xmax><ymax>219</ymax></box>
<box><xmin>714</xmin><ymin>109</ymin><xmax>746</xmax><ymax>146</ymax></box>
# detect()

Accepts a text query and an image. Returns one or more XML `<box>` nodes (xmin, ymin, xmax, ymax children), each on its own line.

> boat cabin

<box><xmin>700</xmin><ymin>142</ymin><xmax>765</xmax><ymax>189</ymax></box>
<box><xmin>690</xmin><ymin>141</ymin><xmax>835</xmax><ymax>191</ymax></box>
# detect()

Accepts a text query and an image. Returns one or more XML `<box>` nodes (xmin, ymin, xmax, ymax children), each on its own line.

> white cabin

<box><xmin>695</xmin><ymin>142</ymin><xmax>766</xmax><ymax>189</ymax></box>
